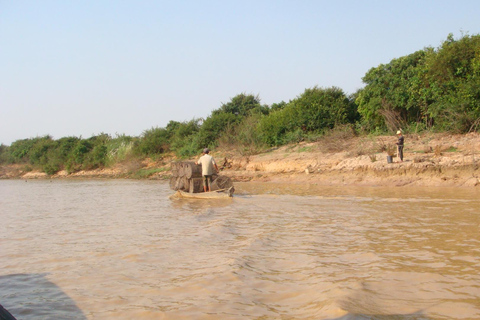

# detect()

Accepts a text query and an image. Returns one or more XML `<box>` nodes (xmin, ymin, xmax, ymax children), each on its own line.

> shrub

<box><xmin>318</xmin><ymin>124</ymin><xmax>357</xmax><ymax>153</ymax></box>
<box><xmin>135</xmin><ymin>127</ymin><xmax>170</xmax><ymax>156</ymax></box>
<box><xmin>72</xmin><ymin>140</ymin><xmax>93</xmax><ymax>164</ymax></box>
<box><xmin>55</xmin><ymin>137</ymin><xmax>80</xmax><ymax>160</ymax></box>
<box><xmin>8</xmin><ymin>137</ymin><xmax>45</xmax><ymax>163</ymax></box>
<box><xmin>176</xmin><ymin>135</ymin><xmax>202</xmax><ymax>158</ymax></box>
<box><xmin>43</xmin><ymin>162</ymin><xmax>60</xmax><ymax>175</ymax></box>
<box><xmin>0</xmin><ymin>144</ymin><xmax>9</xmax><ymax>164</ymax></box>
<box><xmin>83</xmin><ymin>144</ymin><xmax>108</xmax><ymax>170</ymax></box>
<box><xmin>106</xmin><ymin>135</ymin><xmax>135</xmax><ymax>165</ymax></box>
<box><xmin>196</xmin><ymin>112</ymin><xmax>240</xmax><ymax>149</ymax></box>
<box><xmin>214</xmin><ymin>93</ymin><xmax>265</xmax><ymax>117</ymax></box>
<box><xmin>258</xmin><ymin>87</ymin><xmax>354</xmax><ymax>146</ymax></box>
<box><xmin>257</xmin><ymin>109</ymin><xmax>290</xmax><ymax>146</ymax></box>
<box><xmin>28</xmin><ymin>136</ymin><xmax>55</xmax><ymax>166</ymax></box>
<box><xmin>217</xmin><ymin>114</ymin><xmax>265</xmax><ymax>156</ymax></box>
<box><xmin>282</xmin><ymin>128</ymin><xmax>305</xmax><ymax>145</ymax></box>
<box><xmin>288</xmin><ymin>86</ymin><xmax>353</xmax><ymax>131</ymax></box>
<box><xmin>169</xmin><ymin>119</ymin><xmax>202</xmax><ymax>155</ymax></box>
<box><xmin>357</xmin><ymin>33</ymin><xmax>480</xmax><ymax>133</ymax></box>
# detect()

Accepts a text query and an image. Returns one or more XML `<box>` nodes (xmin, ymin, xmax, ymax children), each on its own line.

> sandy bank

<box><xmin>218</xmin><ymin>132</ymin><xmax>480</xmax><ymax>187</ymax></box>
<box><xmin>2</xmin><ymin>132</ymin><xmax>479</xmax><ymax>188</ymax></box>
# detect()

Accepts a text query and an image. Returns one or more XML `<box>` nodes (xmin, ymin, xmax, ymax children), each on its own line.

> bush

<box><xmin>8</xmin><ymin>137</ymin><xmax>44</xmax><ymax>163</ymax></box>
<box><xmin>318</xmin><ymin>124</ymin><xmax>357</xmax><ymax>153</ymax></box>
<box><xmin>214</xmin><ymin>93</ymin><xmax>265</xmax><ymax>117</ymax></box>
<box><xmin>282</xmin><ymin>128</ymin><xmax>305</xmax><ymax>145</ymax></box>
<box><xmin>357</xmin><ymin>33</ymin><xmax>480</xmax><ymax>133</ymax></box>
<box><xmin>72</xmin><ymin>140</ymin><xmax>93</xmax><ymax>164</ymax></box>
<box><xmin>0</xmin><ymin>144</ymin><xmax>9</xmax><ymax>164</ymax></box>
<box><xmin>257</xmin><ymin>108</ymin><xmax>291</xmax><ymax>146</ymax></box>
<box><xmin>217</xmin><ymin>114</ymin><xmax>265</xmax><ymax>156</ymax></box>
<box><xmin>196</xmin><ymin>112</ymin><xmax>240</xmax><ymax>149</ymax></box>
<box><xmin>83</xmin><ymin>144</ymin><xmax>108</xmax><ymax>170</ymax></box>
<box><xmin>258</xmin><ymin>86</ymin><xmax>354</xmax><ymax>146</ymax></box>
<box><xmin>43</xmin><ymin>162</ymin><xmax>60</xmax><ymax>175</ymax></box>
<box><xmin>28</xmin><ymin>136</ymin><xmax>55</xmax><ymax>166</ymax></box>
<box><xmin>135</xmin><ymin>127</ymin><xmax>170</xmax><ymax>156</ymax></box>
<box><xmin>106</xmin><ymin>135</ymin><xmax>135</xmax><ymax>165</ymax></box>
<box><xmin>176</xmin><ymin>135</ymin><xmax>202</xmax><ymax>158</ymax></box>
<box><xmin>288</xmin><ymin>86</ymin><xmax>353</xmax><ymax>131</ymax></box>
<box><xmin>55</xmin><ymin>137</ymin><xmax>80</xmax><ymax>160</ymax></box>
<box><xmin>169</xmin><ymin>119</ymin><xmax>201</xmax><ymax>156</ymax></box>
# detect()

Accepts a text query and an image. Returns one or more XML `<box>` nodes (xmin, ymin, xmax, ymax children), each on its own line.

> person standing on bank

<box><xmin>396</xmin><ymin>130</ymin><xmax>404</xmax><ymax>162</ymax></box>
<box><xmin>195</xmin><ymin>148</ymin><xmax>219</xmax><ymax>192</ymax></box>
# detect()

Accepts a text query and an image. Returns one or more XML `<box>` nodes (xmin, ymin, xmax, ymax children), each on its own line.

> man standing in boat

<box><xmin>195</xmin><ymin>148</ymin><xmax>219</xmax><ymax>192</ymax></box>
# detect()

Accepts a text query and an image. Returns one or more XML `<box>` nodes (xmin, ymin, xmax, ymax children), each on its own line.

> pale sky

<box><xmin>1</xmin><ymin>0</ymin><xmax>480</xmax><ymax>145</ymax></box>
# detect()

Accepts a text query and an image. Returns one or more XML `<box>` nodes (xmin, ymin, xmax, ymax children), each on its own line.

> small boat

<box><xmin>170</xmin><ymin>187</ymin><xmax>234</xmax><ymax>199</ymax></box>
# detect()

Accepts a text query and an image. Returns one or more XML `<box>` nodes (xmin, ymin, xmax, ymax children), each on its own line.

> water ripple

<box><xmin>1</xmin><ymin>180</ymin><xmax>479</xmax><ymax>319</ymax></box>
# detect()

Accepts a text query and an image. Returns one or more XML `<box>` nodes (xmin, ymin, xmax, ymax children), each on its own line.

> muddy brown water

<box><xmin>1</xmin><ymin>179</ymin><xmax>479</xmax><ymax>319</ymax></box>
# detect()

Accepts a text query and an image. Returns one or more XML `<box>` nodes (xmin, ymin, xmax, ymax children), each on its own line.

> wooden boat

<box><xmin>170</xmin><ymin>187</ymin><xmax>234</xmax><ymax>199</ymax></box>
<box><xmin>169</xmin><ymin>161</ymin><xmax>235</xmax><ymax>200</ymax></box>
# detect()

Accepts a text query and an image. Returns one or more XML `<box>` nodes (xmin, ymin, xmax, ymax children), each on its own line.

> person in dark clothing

<box><xmin>396</xmin><ymin>130</ymin><xmax>404</xmax><ymax>162</ymax></box>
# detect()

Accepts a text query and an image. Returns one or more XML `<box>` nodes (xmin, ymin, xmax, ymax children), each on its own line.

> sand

<box><xmin>2</xmin><ymin>132</ymin><xmax>479</xmax><ymax>188</ymax></box>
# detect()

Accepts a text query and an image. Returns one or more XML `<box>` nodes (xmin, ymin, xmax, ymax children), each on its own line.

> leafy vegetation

<box><xmin>357</xmin><ymin>33</ymin><xmax>480</xmax><ymax>133</ymax></box>
<box><xmin>1</xmin><ymin>33</ymin><xmax>479</xmax><ymax>175</ymax></box>
<box><xmin>258</xmin><ymin>86</ymin><xmax>357</xmax><ymax>146</ymax></box>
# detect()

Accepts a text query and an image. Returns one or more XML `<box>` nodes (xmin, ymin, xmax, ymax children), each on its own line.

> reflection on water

<box><xmin>1</xmin><ymin>179</ymin><xmax>479</xmax><ymax>319</ymax></box>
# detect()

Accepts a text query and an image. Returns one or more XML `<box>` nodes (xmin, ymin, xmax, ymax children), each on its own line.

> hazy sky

<box><xmin>1</xmin><ymin>0</ymin><xmax>480</xmax><ymax>145</ymax></box>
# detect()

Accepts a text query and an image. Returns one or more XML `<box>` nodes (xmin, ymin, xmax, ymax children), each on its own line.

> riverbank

<box><xmin>1</xmin><ymin>132</ymin><xmax>479</xmax><ymax>187</ymax></box>
<box><xmin>219</xmin><ymin>132</ymin><xmax>480</xmax><ymax>188</ymax></box>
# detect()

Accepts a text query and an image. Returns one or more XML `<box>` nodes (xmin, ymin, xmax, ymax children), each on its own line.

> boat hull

<box><xmin>170</xmin><ymin>187</ymin><xmax>234</xmax><ymax>199</ymax></box>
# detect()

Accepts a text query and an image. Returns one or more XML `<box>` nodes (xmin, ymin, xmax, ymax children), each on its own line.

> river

<box><xmin>0</xmin><ymin>179</ymin><xmax>479</xmax><ymax>319</ymax></box>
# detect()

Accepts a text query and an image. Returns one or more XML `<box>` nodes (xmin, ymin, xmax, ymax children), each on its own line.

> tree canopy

<box><xmin>357</xmin><ymin>33</ymin><xmax>480</xmax><ymax>132</ymax></box>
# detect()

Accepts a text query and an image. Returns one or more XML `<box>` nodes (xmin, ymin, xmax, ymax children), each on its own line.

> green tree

<box><xmin>0</xmin><ymin>144</ymin><xmax>9</xmax><ymax>164</ymax></box>
<box><xmin>84</xmin><ymin>144</ymin><xmax>108</xmax><ymax>169</ymax></box>
<box><xmin>356</xmin><ymin>33</ymin><xmax>480</xmax><ymax>133</ymax></box>
<box><xmin>424</xmin><ymin>33</ymin><xmax>480</xmax><ymax>132</ymax></box>
<box><xmin>194</xmin><ymin>93</ymin><xmax>265</xmax><ymax>150</ymax></box>
<box><xmin>269</xmin><ymin>101</ymin><xmax>287</xmax><ymax>112</ymax></box>
<box><xmin>168</xmin><ymin>119</ymin><xmax>202</xmax><ymax>157</ymax></box>
<box><xmin>55</xmin><ymin>137</ymin><xmax>81</xmax><ymax>160</ymax></box>
<box><xmin>257</xmin><ymin>108</ymin><xmax>290</xmax><ymax>146</ymax></box>
<box><xmin>8</xmin><ymin>137</ymin><xmax>43</xmax><ymax>163</ymax></box>
<box><xmin>289</xmin><ymin>86</ymin><xmax>354</xmax><ymax>131</ymax></box>
<box><xmin>135</xmin><ymin>127</ymin><xmax>170</xmax><ymax>156</ymax></box>
<box><xmin>356</xmin><ymin>50</ymin><xmax>428</xmax><ymax>131</ymax></box>
<box><xmin>41</xmin><ymin>136</ymin><xmax>80</xmax><ymax>174</ymax></box>
<box><xmin>258</xmin><ymin>86</ymin><xmax>354</xmax><ymax>146</ymax></box>
<box><xmin>68</xmin><ymin>139</ymin><xmax>93</xmax><ymax>171</ymax></box>
<box><xmin>28</xmin><ymin>136</ymin><xmax>56</xmax><ymax>166</ymax></box>
<box><xmin>197</xmin><ymin>112</ymin><xmax>240</xmax><ymax>148</ymax></box>
<box><xmin>218</xmin><ymin>113</ymin><xmax>265</xmax><ymax>155</ymax></box>
<box><xmin>214</xmin><ymin>93</ymin><xmax>266</xmax><ymax>116</ymax></box>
